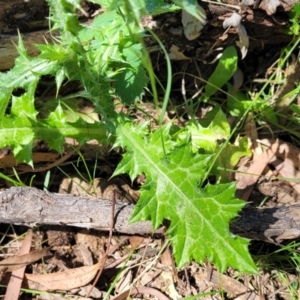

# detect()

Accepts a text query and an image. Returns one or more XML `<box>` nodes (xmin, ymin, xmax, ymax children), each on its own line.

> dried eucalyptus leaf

<box><xmin>223</xmin><ymin>13</ymin><xmax>249</xmax><ymax>59</ymax></box>
<box><xmin>168</xmin><ymin>45</ymin><xmax>191</xmax><ymax>60</ymax></box>
<box><xmin>182</xmin><ymin>3</ymin><xmax>206</xmax><ymax>40</ymax></box>
<box><xmin>259</xmin><ymin>0</ymin><xmax>280</xmax><ymax>15</ymax></box>
<box><xmin>236</xmin><ymin>23</ymin><xmax>249</xmax><ymax>59</ymax></box>
<box><xmin>223</xmin><ymin>12</ymin><xmax>242</xmax><ymax>28</ymax></box>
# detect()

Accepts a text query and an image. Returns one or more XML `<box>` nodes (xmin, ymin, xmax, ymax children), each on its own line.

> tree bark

<box><xmin>0</xmin><ymin>0</ymin><xmax>49</xmax><ymax>70</ymax></box>
<box><xmin>1</xmin><ymin>186</ymin><xmax>300</xmax><ymax>243</ymax></box>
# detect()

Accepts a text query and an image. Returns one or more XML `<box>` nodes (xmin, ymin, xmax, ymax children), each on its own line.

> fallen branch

<box><xmin>0</xmin><ymin>31</ymin><xmax>52</xmax><ymax>70</ymax></box>
<box><xmin>0</xmin><ymin>187</ymin><xmax>163</xmax><ymax>235</ymax></box>
<box><xmin>1</xmin><ymin>187</ymin><xmax>300</xmax><ymax>243</ymax></box>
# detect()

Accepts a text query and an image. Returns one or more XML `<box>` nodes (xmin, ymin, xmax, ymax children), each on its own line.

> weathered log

<box><xmin>0</xmin><ymin>0</ymin><xmax>49</xmax><ymax>70</ymax></box>
<box><xmin>1</xmin><ymin>186</ymin><xmax>300</xmax><ymax>243</ymax></box>
<box><xmin>0</xmin><ymin>187</ymin><xmax>164</xmax><ymax>235</ymax></box>
<box><xmin>0</xmin><ymin>31</ymin><xmax>52</xmax><ymax>70</ymax></box>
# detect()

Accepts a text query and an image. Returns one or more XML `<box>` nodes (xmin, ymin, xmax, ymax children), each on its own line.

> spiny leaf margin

<box><xmin>113</xmin><ymin>123</ymin><xmax>257</xmax><ymax>273</ymax></box>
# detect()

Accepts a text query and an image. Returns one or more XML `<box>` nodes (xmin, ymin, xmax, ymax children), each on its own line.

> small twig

<box><xmin>111</xmin><ymin>286</ymin><xmax>170</xmax><ymax>300</ymax></box>
<box><xmin>17</xmin><ymin>150</ymin><xmax>75</xmax><ymax>174</ymax></box>
<box><xmin>201</xmin><ymin>0</ymin><xmax>240</xmax><ymax>10</ymax></box>
<box><xmin>184</xmin><ymin>267</ymin><xmax>191</xmax><ymax>295</ymax></box>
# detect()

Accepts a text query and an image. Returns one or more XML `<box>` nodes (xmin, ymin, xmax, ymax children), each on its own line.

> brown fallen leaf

<box><xmin>24</xmin><ymin>259</ymin><xmax>103</xmax><ymax>291</ymax></box>
<box><xmin>168</xmin><ymin>45</ymin><xmax>191</xmax><ymax>60</ymax></box>
<box><xmin>269</xmin><ymin>157</ymin><xmax>300</xmax><ymax>195</ymax></box>
<box><xmin>260</xmin><ymin>138</ymin><xmax>300</xmax><ymax>170</ymax></box>
<box><xmin>160</xmin><ymin>241</ymin><xmax>173</xmax><ymax>267</ymax></box>
<box><xmin>236</xmin><ymin>140</ymin><xmax>279</xmax><ymax>201</ymax></box>
<box><xmin>4</xmin><ymin>229</ymin><xmax>33</xmax><ymax>300</ymax></box>
<box><xmin>260</xmin><ymin>139</ymin><xmax>300</xmax><ymax>195</ymax></box>
<box><xmin>207</xmin><ymin>267</ymin><xmax>258</xmax><ymax>300</ymax></box>
<box><xmin>0</xmin><ymin>248</ymin><xmax>52</xmax><ymax>272</ymax></box>
<box><xmin>129</xmin><ymin>236</ymin><xmax>145</xmax><ymax>249</ymax></box>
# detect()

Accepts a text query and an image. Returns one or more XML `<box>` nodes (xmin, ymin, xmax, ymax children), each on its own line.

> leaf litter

<box><xmin>0</xmin><ymin>1</ymin><xmax>300</xmax><ymax>299</ymax></box>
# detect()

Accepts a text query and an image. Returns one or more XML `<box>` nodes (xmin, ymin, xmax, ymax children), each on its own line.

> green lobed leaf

<box><xmin>113</xmin><ymin>123</ymin><xmax>257</xmax><ymax>273</ymax></box>
<box><xmin>4</xmin><ymin>58</ymin><xmax>58</xmax><ymax>90</ymax></box>
<box><xmin>47</xmin><ymin>0</ymin><xmax>82</xmax><ymax>37</ymax></box>
<box><xmin>0</xmin><ymin>107</ymin><xmax>110</xmax><ymax>165</ymax></box>
<box><xmin>213</xmin><ymin>137</ymin><xmax>251</xmax><ymax>182</ymax></box>
<box><xmin>226</xmin><ymin>87</ymin><xmax>252</xmax><ymax>117</ymax></box>
<box><xmin>0</xmin><ymin>87</ymin><xmax>11</xmax><ymax>117</ymax></box>
<box><xmin>145</xmin><ymin>0</ymin><xmax>179</xmax><ymax>15</ymax></box>
<box><xmin>115</xmin><ymin>64</ymin><xmax>148</xmax><ymax>104</ymax></box>
<box><xmin>176</xmin><ymin>109</ymin><xmax>230</xmax><ymax>153</ymax></box>
<box><xmin>11</xmin><ymin>93</ymin><xmax>38</xmax><ymax>120</ymax></box>
<box><xmin>292</xmin><ymin>2</ymin><xmax>300</xmax><ymax>14</ymax></box>
<box><xmin>114</xmin><ymin>43</ymin><xmax>148</xmax><ymax>104</ymax></box>
<box><xmin>0</xmin><ymin>116</ymin><xmax>35</xmax><ymax>165</ymax></box>
<box><xmin>205</xmin><ymin>46</ymin><xmax>238</xmax><ymax>98</ymax></box>
<box><xmin>36</xmin><ymin>44</ymin><xmax>70</xmax><ymax>61</ymax></box>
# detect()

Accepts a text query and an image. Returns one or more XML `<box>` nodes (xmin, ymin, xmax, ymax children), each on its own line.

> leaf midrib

<box><xmin>121</xmin><ymin>125</ymin><xmax>252</xmax><ymax>270</ymax></box>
